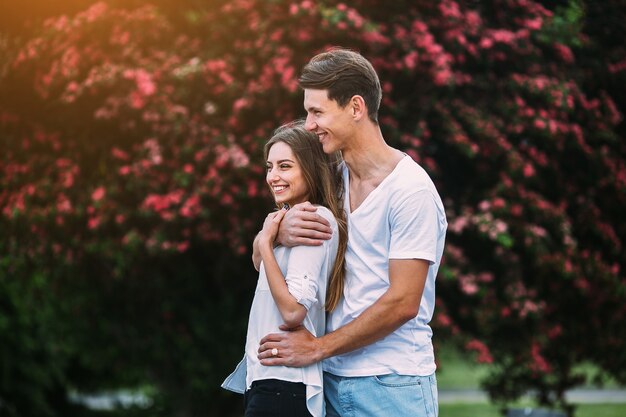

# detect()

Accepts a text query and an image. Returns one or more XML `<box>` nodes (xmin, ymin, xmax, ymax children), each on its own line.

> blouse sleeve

<box><xmin>284</xmin><ymin>208</ymin><xmax>337</xmax><ymax>310</ymax></box>
<box><xmin>284</xmin><ymin>241</ymin><xmax>327</xmax><ymax>311</ymax></box>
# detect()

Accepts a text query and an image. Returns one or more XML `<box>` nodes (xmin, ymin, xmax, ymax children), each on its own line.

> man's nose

<box><xmin>304</xmin><ymin>114</ymin><xmax>316</xmax><ymax>131</ymax></box>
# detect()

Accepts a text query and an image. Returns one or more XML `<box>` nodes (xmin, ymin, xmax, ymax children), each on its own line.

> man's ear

<box><xmin>350</xmin><ymin>95</ymin><xmax>367</xmax><ymax>121</ymax></box>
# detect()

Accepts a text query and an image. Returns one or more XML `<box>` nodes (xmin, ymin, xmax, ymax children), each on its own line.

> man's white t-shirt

<box><xmin>323</xmin><ymin>155</ymin><xmax>447</xmax><ymax>377</ymax></box>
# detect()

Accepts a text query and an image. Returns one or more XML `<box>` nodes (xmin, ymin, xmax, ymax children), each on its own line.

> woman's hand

<box><xmin>258</xmin><ymin>208</ymin><xmax>288</xmax><ymax>250</ymax></box>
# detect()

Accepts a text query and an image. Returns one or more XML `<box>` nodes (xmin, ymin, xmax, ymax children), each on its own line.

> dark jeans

<box><xmin>244</xmin><ymin>379</ymin><xmax>312</xmax><ymax>417</ymax></box>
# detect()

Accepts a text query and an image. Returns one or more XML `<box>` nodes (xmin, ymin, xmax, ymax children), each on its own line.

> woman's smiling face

<box><xmin>266</xmin><ymin>141</ymin><xmax>310</xmax><ymax>207</ymax></box>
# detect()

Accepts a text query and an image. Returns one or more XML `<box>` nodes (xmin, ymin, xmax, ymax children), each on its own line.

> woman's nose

<box><xmin>267</xmin><ymin>169</ymin><xmax>278</xmax><ymax>182</ymax></box>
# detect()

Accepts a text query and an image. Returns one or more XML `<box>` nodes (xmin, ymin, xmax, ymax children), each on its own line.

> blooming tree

<box><xmin>1</xmin><ymin>1</ymin><xmax>624</xmax><ymax>415</ymax></box>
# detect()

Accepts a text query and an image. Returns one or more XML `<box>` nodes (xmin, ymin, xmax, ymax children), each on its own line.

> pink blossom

<box><xmin>494</xmin><ymin>220</ymin><xmax>508</xmax><ymax>234</ymax></box>
<box><xmin>437</xmin><ymin>313</ymin><xmax>452</xmax><ymax>327</ymax></box>
<box><xmin>530</xmin><ymin>342</ymin><xmax>552</xmax><ymax>373</ymax></box>
<box><xmin>111</xmin><ymin>147</ymin><xmax>130</xmax><ymax>160</ymax></box>
<box><xmin>221</xmin><ymin>194</ymin><xmax>234</xmax><ymax>205</ymax></box>
<box><xmin>362</xmin><ymin>30</ymin><xmax>390</xmax><ymax>46</ymax></box>
<box><xmin>81</xmin><ymin>2</ymin><xmax>108</xmax><ymax>23</ymax></box>
<box><xmin>465</xmin><ymin>11</ymin><xmax>481</xmax><ymax>29</ymax></box>
<box><xmin>461</xmin><ymin>280</ymin><xmax>478</xmax><ymax>295</ymax></box>
<box><xmin>466</xmin><ymin>339</ymin><xmax>493</xmax><ymax>364</ymax></box>
<box><xmin>247</xmin><ymin>181</ymin><xmax>258</xmax><ymax>197</ymax></box>
<box><xmin>179</xmin><ymin>194</ymin><xmax>200</xmax><ymax>218</ymax></box>
<box><xmin>433</xmin><ymin>68</ymin><xmax>452</xmax><ymax>86</ymax></box>
<box><xmin>62</xmin><ymin>172</ymin><xmax>75</xmax><ymax>188</ymax></box>
<box><xmin>477</xmin><ymin>272</ymin><xmax>494</xmax><ymax>283</ymax></box>
<box><xmin>523</xmin><ymin>163</ymin><xmax>535</xmax><ymax>178</ymax></box>
<box><xmin>412</xmin><ymin>20</ymin><xmax>427</xmax><ymax>32</ymax></box>
<box><xmin>554</xmin><ymin>43</ymin><xmax>574</xmax><ymax>63</ymax></box>
<box><xmin>88</xmin><ymin>216</ymin><xmax>101</xmax><ymax>230</ymax></box>
<box><xmin>160</xmin><ymin>211</ymin><xmax>175</xmax><ymax>221</ymax></box>
<box><xmin>611</xmin><ymin>263</ymin><xmax>620</xmax><ymax>275</ymax></box>
<box><xmin>492</xmin><ymin>30</ymin><xmax>516</xmax><ymax>44</ymax></box>
<box><xmin>403</xmin><ymin>51</ymin><xmax>419</xmax><ymax>70</ymax></box>
<box><xmin>66</xmin><ymin>81</ymin><xmax>79</xmax><ymax>92</ymax></box>
<box><xmin>608</xmin><ymin>58</ymin><xmax>626</xmax><ymax>74</ymax></box>
<box><xmin>130</xmin><ymin>92</ymin><xmax>145</xmax><ymax>109</ymax></box>
<box><xmin>523</xmin><ymin>17</ymin><xmax>543</xmax><ymax>30</ymax></box>
<box><xmin>56</xmin><ymin>194</ymin><xmax>72</xmax><ymax>213</ymax></box>
<box><xmin>177</xmin><ymin>241</ymin><xmax>190</xmax><ymax>252</ymax></box>
<box><xmin>519</xmin><ymin>300</ymin><xmax>540</xmax><ymax>317</ymax></box>
<box><xmin>603</xmin><ymin>95</ymin><xmax>622</xmax><ymax>125</ymax></box>
<box><xmin>548</xmin><ymin>325</ymin><xmax>562</xmax><ymax>339</ymax></box>
<box><xmin>135</xmin><ymin>69</ymin><xmax>156</xmax><ymax>96</ymax></box>
<box><xmin>91</xmin><ymin>186</ymin><xmax>106</xmax><ymax>202</ymax></box>
<box><xmin>492</xmin><ymin>198</ymin><xmax>506</xmax><ymax>209</ymax></box>
<box><xmin>296</xmin><ymin>29</ymin><xmax>312</xmax><ymax>42</ymax></box>
<box><xmin>479</xmin><ymin>37</ymin><xmax>494</xmax><ymax>49</ymax></box>
<box><xmin>439</xmin><ymin>0</ymin><xmax>462</xmax><ymax>19</ymax></box>
<box><xmin>233</xmin><ymin>97</ymin><xmax>249</xmax><ymax>112</ymax></box>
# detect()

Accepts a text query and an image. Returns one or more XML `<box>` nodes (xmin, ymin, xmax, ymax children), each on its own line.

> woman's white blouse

<box><xmin>222</xmin><ymin>206</ymin><xmax>339</xmax><ymax>417</ymax></box>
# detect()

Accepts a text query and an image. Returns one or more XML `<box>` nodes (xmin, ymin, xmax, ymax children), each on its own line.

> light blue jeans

<box><xmin>324</xmin><ymin>372</ymin><xmax>438</xmax><ymax>417</ymax></box>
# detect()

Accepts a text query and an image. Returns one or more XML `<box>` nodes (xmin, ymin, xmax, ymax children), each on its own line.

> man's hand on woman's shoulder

<box><xmin>277</xmin><ymin>202</ymin><xmax>333</xmax><ymax>247</ymax></box>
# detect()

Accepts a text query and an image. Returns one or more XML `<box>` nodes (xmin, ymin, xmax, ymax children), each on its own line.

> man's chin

<box><xmin>322</xmin><ymin>142</ymin><xmax>335</xmax><ymax>154</ymax></box>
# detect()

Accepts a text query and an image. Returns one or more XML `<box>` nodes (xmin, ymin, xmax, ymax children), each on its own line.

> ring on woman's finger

<box><xmin>271</xmin><ymin>348</ymin><xmax>279</xmax><ymax>356</ymax></box>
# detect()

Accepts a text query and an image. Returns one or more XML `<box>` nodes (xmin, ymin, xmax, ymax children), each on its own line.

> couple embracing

<box><xmin>223</xmin><ymin>48</ymin><xmax>447</xmax><ymax>417</ymax></box>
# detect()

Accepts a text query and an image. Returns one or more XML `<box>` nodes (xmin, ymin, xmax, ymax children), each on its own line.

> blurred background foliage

<box><xmin>0</xmin><ymin>1</ymin><xmax>624</xmax><ymax>416</ymax></box>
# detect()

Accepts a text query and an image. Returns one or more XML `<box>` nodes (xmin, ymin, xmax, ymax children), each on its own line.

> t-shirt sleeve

<box><xmin>389</xmin><ymin>189</ymin><xmax>440</xmax><ymax>264</ymax></box>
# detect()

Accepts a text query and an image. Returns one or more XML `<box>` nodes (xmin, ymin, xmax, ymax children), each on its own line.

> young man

<box><xmin>253</xmin><ymin>48</ymin><xmax>447</xmax><ymax>417</ymax></box>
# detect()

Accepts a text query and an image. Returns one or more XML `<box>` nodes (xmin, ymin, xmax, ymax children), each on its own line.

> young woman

<box><xmin>222</xmin><ymin>121</ymin><xmax>347</xmax><ymax>417</ymax></box>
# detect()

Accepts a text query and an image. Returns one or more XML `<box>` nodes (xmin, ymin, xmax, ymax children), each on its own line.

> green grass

<box><xmin>436</xmin><ymin>343</ymin><xmax>621</xmax><ymax>390</ymax></box>
<box><xmin>70</xmin><ymin>344</ymin><xmax>625</xmax><ymax>416</ymax></box>
<box><xmin>73</xmin><ymin>401</ymin><xmax>626</xmax><ymax>417</ymax></box>
<box><xmin>436</xmin><ymin>344</ymin><xmax>625</xmax><ymax>417</ymax></box>
<box><xmin>440</xmin><ymin>403</ymin><xmax>626</xmax><ymax>417</ymax></box>
<box><xmin>436</xmin><ymin>343</ymin><xmax>490</xmax><ymax>389</ymax></box>
<box><xmin>440</xmin><ymin>402</ymin><xmax>504</xmax><ymax>417</ymax></box>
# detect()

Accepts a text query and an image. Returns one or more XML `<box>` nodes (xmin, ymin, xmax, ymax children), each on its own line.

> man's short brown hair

<box><xmin>299</xmin><ymin>48</ymin><xmax>382</xmax><ymax>124</ymax></box>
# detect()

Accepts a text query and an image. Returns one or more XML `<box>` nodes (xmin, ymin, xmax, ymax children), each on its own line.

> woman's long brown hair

<box><xmin>264</xmin><ymin>120</ymin><xmax>347</xmax><ymax>312</ymax></box>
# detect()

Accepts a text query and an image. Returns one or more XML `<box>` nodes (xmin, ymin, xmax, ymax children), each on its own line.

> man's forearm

<box><xmin>319</xmin><ymin>259</ymin><xmax>428</xmax><ymax>360</ymax></box>
<box><xmin>318</xmin><ymin>290</ymin><xmax>419</xmax><ymax>359</ymax></box>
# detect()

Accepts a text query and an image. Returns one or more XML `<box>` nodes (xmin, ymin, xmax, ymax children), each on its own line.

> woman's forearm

<box><xmin>252</xmin><ymin>232</ymin><xmax>262</xmax><ymax>271</ymax></box>
<box><xmin>259</xmin><ymin>243</ymin><xmax>307</xmax><ymax>327</ymax></box>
